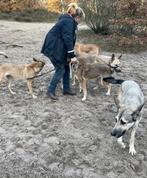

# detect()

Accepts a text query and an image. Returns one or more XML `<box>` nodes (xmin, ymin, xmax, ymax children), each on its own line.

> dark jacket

<box><xmin>41</xmin><ymin>14</ymin><xmax>78</xmax><ymax>64</ymax></box>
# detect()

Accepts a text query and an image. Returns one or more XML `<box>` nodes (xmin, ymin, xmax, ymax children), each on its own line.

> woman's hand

<box><xmin>70</xmin><ymin>57</ymin><xmax>78</xmax><ymax>63</ymax></box>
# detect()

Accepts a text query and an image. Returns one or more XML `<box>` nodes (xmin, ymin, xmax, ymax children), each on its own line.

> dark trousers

<box><xmin>48</xmin><ymin>56</ymin><xmax>70</xmax><ymax>94</ymax></box>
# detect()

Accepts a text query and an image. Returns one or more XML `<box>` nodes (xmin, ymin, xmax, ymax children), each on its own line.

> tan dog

<box><xmin>74</xmin><ymin>54</ymin><xmax>121</xmax><ymax>101</ymax></box>
<box><xmin>75</xmin><ymin>42</ymin><xmax>100</xmax><ymax>55</ymax></box>
<box><xmin>0</xmin><ymin>58</ymin><xmax>45</xmax><ymax>98</ymax></box>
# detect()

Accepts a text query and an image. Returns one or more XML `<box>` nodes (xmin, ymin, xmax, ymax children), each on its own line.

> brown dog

<box><xmin>72</xmin><ymin>53</ymin><xmax>122</xmax><ymax>87</ymax></box>
<box><xmin>75</xmin><ymin>42</ymin><xmax>101</xmax><ymax>55</ymax></box>
<box><xmin>74</xmin><ymin>54</ymin><xmax>121</xmax><ymax>101</ymax></box>
<box><xmin>0</xmin><ymin>58</ymin><xmax>45</xmax><ymax>98</ymax></box>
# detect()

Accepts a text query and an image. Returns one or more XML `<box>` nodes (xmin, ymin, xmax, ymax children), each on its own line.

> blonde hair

<box><xmin>67</xmin><ymin>3</ymin><xmax>85</xmax><ymax>18</ymax></box>
<box><xmin>67</xmin><ymin>3</ymin><xmax>78</xmax><ymax>15</ymax></box>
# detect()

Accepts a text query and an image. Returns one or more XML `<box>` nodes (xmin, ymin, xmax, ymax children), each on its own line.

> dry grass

<box><xmin>0</xmin><ymin>9</ymin><xmax>59</xmax><ymax>22</ymax></box>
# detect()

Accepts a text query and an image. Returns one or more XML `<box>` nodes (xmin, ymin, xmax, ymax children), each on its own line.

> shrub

<box><xmin>79</xmin><ymin>0</ymin><xmax>117</xmax><ymax>34</ymax></box>
<box><xmin>112</xmin><ymin>0</ymin><xmax>147</xmax><ymax>36</ymax></box>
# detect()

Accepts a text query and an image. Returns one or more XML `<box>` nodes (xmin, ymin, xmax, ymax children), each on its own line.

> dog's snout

<box><xmin>42</xmin><ymin>62</ymin><xmax>45</xmax><ymax>66</ymax></box>
<box><xmin>111</xmin><ymin>129</ymin><xmax>117</xmax><ymax>137</ymax></box>
<box><xmin>115</xmin><ymin>67</ymin><xmax>121</xmax><ymax>73</ymax></box>
<box><xmin>111</xmin><ymin>128</ymin><xmax>126</xmax><ymax>138</ymax></box>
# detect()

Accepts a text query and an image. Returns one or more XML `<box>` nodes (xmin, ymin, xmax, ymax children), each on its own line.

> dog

<box><xmin>103</xmin><ymin>77</ymin><xmax>144</xmax><ymax>155</ymax></box>
<box><xmin>72</xmin><ymin>53</ymin><xmax>122</xmax><ymax>87</ymax></box>
<box><xmin>75</xmin><ymin>42</ymin><xmax>101</xmax><ymax>55</ymax></box>
<box><xmin>0</xmin><ymin>58</ymin><xmax>45</xmax><ymax>98</ymax></box>
<box><xmin>74</xmin><ymin>54</ymin><xmax>121</xmax><ymax>101</ymax></box>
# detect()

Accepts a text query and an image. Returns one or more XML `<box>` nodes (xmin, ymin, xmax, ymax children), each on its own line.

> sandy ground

<box><xmin>0</xmin><ymin>20</ymin><xmax>147</xmax><ymax>178</ymax></box>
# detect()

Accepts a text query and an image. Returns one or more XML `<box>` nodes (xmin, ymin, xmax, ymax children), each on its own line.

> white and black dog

<box><xmin>103</xmin><ymin>77</ymin><xmax>144</xmax><ymax>155</ymax></box>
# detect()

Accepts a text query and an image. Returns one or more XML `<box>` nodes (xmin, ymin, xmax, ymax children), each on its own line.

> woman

<box><xmin>41</xmin><ymin>3</ymin><xmax>85</xmax><ymax>100</ymax></box>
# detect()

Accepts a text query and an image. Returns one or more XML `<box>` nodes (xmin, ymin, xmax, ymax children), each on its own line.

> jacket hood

<box><xmin>58</xmin><ymin>14</ymin><xmax>78</xmax><ymax>25</ymax></box>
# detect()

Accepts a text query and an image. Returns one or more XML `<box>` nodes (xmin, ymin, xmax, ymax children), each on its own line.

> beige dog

<box><xmin>75</xmin><ymin>42</ymin><xmax>101</xmax><ymax>55</ymax></box>
<box><xmin>0</xmin><ymin>58</ymin><xmax>45</xmax><ymax>98</ymax></box>
<box><xmin>74</xmin><ymin>54</ymin><xmax>121</xmax><ymax>101</ymax></box>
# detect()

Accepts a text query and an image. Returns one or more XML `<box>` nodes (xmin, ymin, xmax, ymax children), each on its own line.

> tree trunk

<box><xmin>60</xmin><ymin>0</ymin><xmax>65</xmax><ymax>14</ymax></box>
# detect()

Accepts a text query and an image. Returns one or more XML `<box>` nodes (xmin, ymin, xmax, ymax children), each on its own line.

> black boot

<box><xmin>63</xmin><ymin>90</ymin><xmax>76</xmax><ymax>95</ymax></box>
<box><xmin>47</xmin><ymin>92</ymin><xmax>58</xmax><ymax>100</ymax></box>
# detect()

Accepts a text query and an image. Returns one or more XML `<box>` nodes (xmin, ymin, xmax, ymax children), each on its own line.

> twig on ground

<box><xmin>0</xmin><ymin>41</ymin><xmax>23</xmax><ymax>48</ymax></box>
<box><xmin>0</xmin><ymin>51</ymin><xmax>8</xmax><ymax>58</ymax></box>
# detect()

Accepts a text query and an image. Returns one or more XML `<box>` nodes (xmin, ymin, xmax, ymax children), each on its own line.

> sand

<box><xmin>0</xmin><ymin>20</ymin><xmax>147</xmax><ymax>178</ymax></box>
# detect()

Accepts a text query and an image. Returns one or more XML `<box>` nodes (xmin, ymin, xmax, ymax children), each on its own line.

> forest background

<box><xmin>0</xmin><ymin>0</ymin><xmax>147</xmax><ymax>52</ymax></box>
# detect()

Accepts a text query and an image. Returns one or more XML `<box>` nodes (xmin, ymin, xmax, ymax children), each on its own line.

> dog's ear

<box><xmin>111</xmin><ymin>54</ymin><xmax>115</xmax><ymax>62</ymax></box>
<box><xmin>116</xmin><ymin>110</ymin><xmax>125</xmax><ymax>120</ymax></box>
<box><xmin>131</xmin><ymin>103</ymin><xmax>144</xmax><ymax>121</ymax></box>
<box><xmin>138</xmin><ymin>103</ymin><xmax>144</xmax><ymax>112</ymax></box>
<box><xmin>33</xmin><ymin>58</ymin><xmax>37</xmax><ymax>62</ymax></box>
<box><xmin>118</xmin><ymin>54</ymin><xmax>122</xmax><ymax>59</ymax></box>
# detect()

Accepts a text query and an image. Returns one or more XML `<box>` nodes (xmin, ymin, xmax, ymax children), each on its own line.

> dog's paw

<box><xmin>10</xmin><ymin>90</ymin><xmax>16</xmax><ymax>95</ymax></box>
<box><xmin>120</xmin><ymin>143</ymin><xmax>126</xmax><ymax>149</ymax></box>
<box><xmin>129</xmin><ymin>147</ymin><xmax>136</xmax><ymax>156</ymax></box>
<box><xmin>32</xmin><ymin>95</ymin><xmax>37</xmax><ymax>99</ymax></box>
<box><xmin>72</xmin><ymin>82</ymin><xmax>75</xmax><ymax>86</ymax></box>
<box><xmin>82</xmin><ymin>97</ymin><xmax>86</xmax><ymax>101</ymax></box>
<box><xmin>106</xmin><ymin>92</ymin><xmax>110</xmax><ymax>96</ymax></box>
<box><xmin>117</xmin><ymin>139</ymin><xmax>126</xmax><ymax>149</ymax></box>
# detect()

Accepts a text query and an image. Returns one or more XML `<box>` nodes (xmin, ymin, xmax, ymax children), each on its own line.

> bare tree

<box><xmin>60</xmin><ymin>0</ymin><xmax>65</xmax><ymax>13</ymax></box>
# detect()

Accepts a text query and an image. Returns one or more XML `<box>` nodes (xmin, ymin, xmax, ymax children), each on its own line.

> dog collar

<box><xmin>108</xmin><ymin>63</ymin><xmax>118</xmax><ymax>69</ymax></box>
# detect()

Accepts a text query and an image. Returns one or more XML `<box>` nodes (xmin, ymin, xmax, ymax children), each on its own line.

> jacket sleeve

<box><xmin>61</xmin><ymin>19</ymin><xmax>76</xmax><ymax>58</ymax></box>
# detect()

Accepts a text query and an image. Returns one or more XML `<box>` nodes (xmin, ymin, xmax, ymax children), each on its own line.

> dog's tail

<box><xmin>103</xmin><ymin>76</ymin><xmax>125</xmax><ymax>84</ymax></box>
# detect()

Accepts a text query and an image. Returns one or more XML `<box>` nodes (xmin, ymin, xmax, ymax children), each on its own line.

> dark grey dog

<box><xmin>103</xmin><ymin>77</ymin><xmax>144</xmax><ymax>155</ymax></box>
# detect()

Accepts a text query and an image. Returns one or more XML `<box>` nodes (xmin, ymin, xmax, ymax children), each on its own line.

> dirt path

<box><xmin>0</xmin><ymin>20</ymin><xmax>147</xmax><ymax>178</ymax></box>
